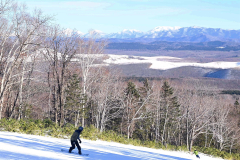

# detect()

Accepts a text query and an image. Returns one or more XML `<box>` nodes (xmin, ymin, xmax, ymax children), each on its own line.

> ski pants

<box><xmin>69</xmin><ymin>140</ymin><xmax>81</xmax><ymax>153</ymax></box>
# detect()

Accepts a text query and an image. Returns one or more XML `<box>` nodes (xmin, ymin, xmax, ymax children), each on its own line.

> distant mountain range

<box><xmin>73</xmin><ymin>26</ymin><xmax>240</xmax><ymax>43</ymax></box>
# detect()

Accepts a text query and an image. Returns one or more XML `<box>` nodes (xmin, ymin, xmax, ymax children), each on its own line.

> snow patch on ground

<box><xmin>103</xmin><ymin>54</ymin><xmax>240</xmax><ymax>70</ymax></box>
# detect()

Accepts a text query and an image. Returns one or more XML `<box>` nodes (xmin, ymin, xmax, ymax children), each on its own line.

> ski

<box><xmin>61</xmin><ymin>149</ymin><xmax>89</xmax><ymax>156</ymax></box>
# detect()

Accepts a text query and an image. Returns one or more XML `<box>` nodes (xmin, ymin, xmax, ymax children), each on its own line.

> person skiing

<box><xmin>194</xmin><ymin>149</ymin><xmax>200</xmax><ymax>159</ymax></box>
<box><xmin>69</xmin><ymin>126</ymin><xmax>83</xmax><ymax>155</ymax></box>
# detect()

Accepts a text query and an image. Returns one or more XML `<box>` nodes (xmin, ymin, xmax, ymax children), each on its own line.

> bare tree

<box><xmin>209</xmin><ymin>100</ymin><xmax>240</xmax><ymax>152</ymax></box>
<box><xmin>121</xmin><ymin>80</ymin><xmax>153</xmax><ymax>139</ymax></box>
<box><xmin>75</xmin><ymin>30</ymin><xmax>107</xmax><ymax>127</ymax></box>
<box><xmin>151</xmin><ymin>80</ymin><xmax>163</xmax><ymax>142</ymax></box>
<box><xmin>0</xmin><ymin>3</ymin><xmax>51</xmax><ymax>119</ymax></box>
<box><xmin>91</xmin><ymin>68</ymin><xmax>123</xmax><ymax>132</ymax></box>
<box><xmin>0</xmin><ymin>0</ymin><xmax>14</xmax><ymax>16</ymax></box>
<box><xmin>43</xmin><ymin>26</ymin><xmax>81</xmax><ymax>126</ymax></box>
<box><xmin>180</xmin><ymin>82</ymin><xmax>216</xmax><ymax>151</ymax></box>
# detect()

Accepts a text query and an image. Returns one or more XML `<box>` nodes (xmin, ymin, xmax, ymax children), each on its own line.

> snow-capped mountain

<box><xmin>150</xmin><ymin>26</ymin><xmax>182</xmax><ymax>32</ymax></box>
<box><xmin>70</xmin><ymin>26</ymin><xmax>240</xmax><ymax>42</ymax></box>
<box><xmin>141</xmin><ymin>26</ymin><xmax>240</xmax><ymax>42</ymax></box>
<box><xmin>89</xmin><ymin>29</ymin><xmax>106</xmax><ymax>37</ymax></box>
<box><xmin>106</xmin><ymin>29</ymin><xmax>145</xmax><ymax>39</ymax></box>
<box><xmin>64</xmin><ymin>29</ymin><xmax>84</xmax><ymax>36</ymax></box>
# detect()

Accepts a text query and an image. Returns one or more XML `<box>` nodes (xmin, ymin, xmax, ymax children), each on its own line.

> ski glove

<box><xmin>79</xmin><ymin>139</ymin><xmax>81</xmax><ymax>143</ymax></box>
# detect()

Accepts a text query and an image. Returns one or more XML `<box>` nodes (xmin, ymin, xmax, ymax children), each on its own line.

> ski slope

<box><xmin>0</xmin><ymin>131</ymin><xmax>223</xmax><ymax>160</ymax></box>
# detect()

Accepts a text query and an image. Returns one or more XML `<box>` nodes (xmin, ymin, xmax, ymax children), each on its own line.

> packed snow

<box><xmin>0</xmin><ymin>131</ymin><xmax>224</xmax><ymax>160</ymax></box>
<box><xmin>103</xmin><ymin>54</ymin><xmax>240</xmax><ymax>70</ymax></box>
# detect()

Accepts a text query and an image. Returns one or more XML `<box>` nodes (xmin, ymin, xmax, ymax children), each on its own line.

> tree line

<box><xmin>107</xmin><ymin>41</ymin><xmax>240</xmax><ymax>51</ymax></box>
<box><xmin>0</xmin><ymin>0</ymin><xmax>240</xmax><ymax>155</ymax></box>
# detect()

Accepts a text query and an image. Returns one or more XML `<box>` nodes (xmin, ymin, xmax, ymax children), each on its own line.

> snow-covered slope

<box><xmin>0</xmin><ymin>131</ymin><xmax>223</xmax><ymax>160</ymax></box>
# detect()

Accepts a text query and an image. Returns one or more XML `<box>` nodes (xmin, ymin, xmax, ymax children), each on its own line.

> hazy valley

<box><xmin>104</xmin><ymin>48</ymin><xmax>240</xmax><ymax>80</ymax></box>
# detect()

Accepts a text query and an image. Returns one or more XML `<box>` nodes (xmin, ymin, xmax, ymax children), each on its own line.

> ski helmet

<box><xmin>78</xmin><ymin>126</ymin><xmax>83</xmax><ymax>131</ymax></box>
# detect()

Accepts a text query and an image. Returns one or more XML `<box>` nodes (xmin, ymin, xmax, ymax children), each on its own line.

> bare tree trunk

<box><xmin>75</xmin><ymin>110</ymin><xmax>80</xmax><ymax>127</ymax></box>
<box><xmin>155</xmin><ymin>105</ymin><xmax>159</xmax><ymax>141</ymax></box>
<box><xmin>205</xmin><ymin>125</ymin><xmax>208</xmax><ymax>148</ymax></box>
<box><xmin>161</xmin><ymin>106</ymin><xmax>169</xmax><ymax>147</ymax></box>
<box><xmin>186</xmin><ymin>107</ymin><xmax>189</xmax><ymax>150</ymax></box>
<box><xmin>127</xmin><ymin>125</ymin><xmax>131</xmax><ymax>139</ymax></box>
<box><xmin>53</xmin><ymin>85</ymin><xmax>58</xmax><ymax>125</ymax></box>
<box><xmin>18</xmin><ymin>62</ymin><xmax>25</xmax><ymax>120</ymax></box>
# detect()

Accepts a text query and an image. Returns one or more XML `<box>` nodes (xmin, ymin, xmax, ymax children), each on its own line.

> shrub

<box><xmin>81</xmin><ymin>125</ymin><xmax>98</xmax><ymax>140</ymax></box>
<box><xmin>43</xmin><ymin>119</ymin><xmax>54</xmax><ymax>128</ymax></box>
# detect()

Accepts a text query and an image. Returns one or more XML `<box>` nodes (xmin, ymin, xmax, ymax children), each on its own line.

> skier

<box><xmin>69</xmin><ymin>126</ymin><xmax>84</xmax><ymax>155</ymax></box>
<box><xmin>194</xmin><ymin>149</ymin><xmax>200</xmax><ymax>159</ymax></box>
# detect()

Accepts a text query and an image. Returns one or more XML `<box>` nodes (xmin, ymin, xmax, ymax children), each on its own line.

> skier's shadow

<box><xmin>0</xmin><ymin>135</ymin><xmax>65</xmax><ymax>153</ymax></box>
<box><xmin>0</xmin><ymin>133</ymin><xmax>74</xmax><ymax>159</ymax></box>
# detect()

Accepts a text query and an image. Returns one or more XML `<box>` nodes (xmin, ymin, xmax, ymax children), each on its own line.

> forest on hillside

<box><xmin>0</xmin><ymin>0</ymin><xmax>240</xmax><ymax>157</ymax></box>
<box><xmin>107</xmin><ymin>41</ymin><xmax>240</xmax><ymax>51</ymax></box>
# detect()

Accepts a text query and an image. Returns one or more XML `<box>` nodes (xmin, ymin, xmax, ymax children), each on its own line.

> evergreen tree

<box><xmin>123</xmin><ymin>81</ymin><xmax>140</xmax><ymax>138</ymax></box>
<box><xmin>125</xmin><ymin>81</ymin><xmax>140</xmax><ymax>99</ymax></box>
<box><xmin>234</xmin><ymin>98</ymin><xmax>239</xmax><ymax>110</ymax></box>
<box><xmin>134</xmin><ymin>79</ymin><xmax>154</xmax><ymax>141</ymax></box>
<box><xmin>65</xmin><ymin>74</ymin><xmax>86</xmax><ymax>127</ymax></box>
<box><xmin>160</xmin><ymin>81</ymin><xmax>180</xmax><ymax>146</ymax></box>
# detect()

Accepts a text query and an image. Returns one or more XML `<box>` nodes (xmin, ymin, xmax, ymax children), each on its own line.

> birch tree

<box><xmin>122</xmin><ymin>80</ymin><xmax>153</xmax><ymax>139</ymax></box>
<box><xmin>182</xmin><ymin>84</ymin><xmax>215</xmax><ymax>151</ymax></box>
<box><xmin>0</xmin><ymin>3</ymin><xmax>51</xmax><ymax>119</ymax></box>
<box><xmin>210</xmin><ymin>100</ymin><xmax>240</xmax><ymax>152</ymax></box>
<box><xmin>90</xmin><ymin>68</ymin><xmax>123</xmax><ymax>132</ymax></box>
<box><xmin>75</xmin><ymin>30</ymin><xmax>107</xmax><ymax>127</ymax></box>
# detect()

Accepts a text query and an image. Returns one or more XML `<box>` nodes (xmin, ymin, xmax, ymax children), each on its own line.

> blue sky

<box><xmin>17</xmin><ymin>0</ymin><xmax>240</xmax><ymax>34</ymax></box>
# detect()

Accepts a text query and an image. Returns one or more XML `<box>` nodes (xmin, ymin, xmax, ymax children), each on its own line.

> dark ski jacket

<box><xmin>71</xmin><ymin>130</ymin><xmax>81</xmax><ymax>141</ymax></box>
